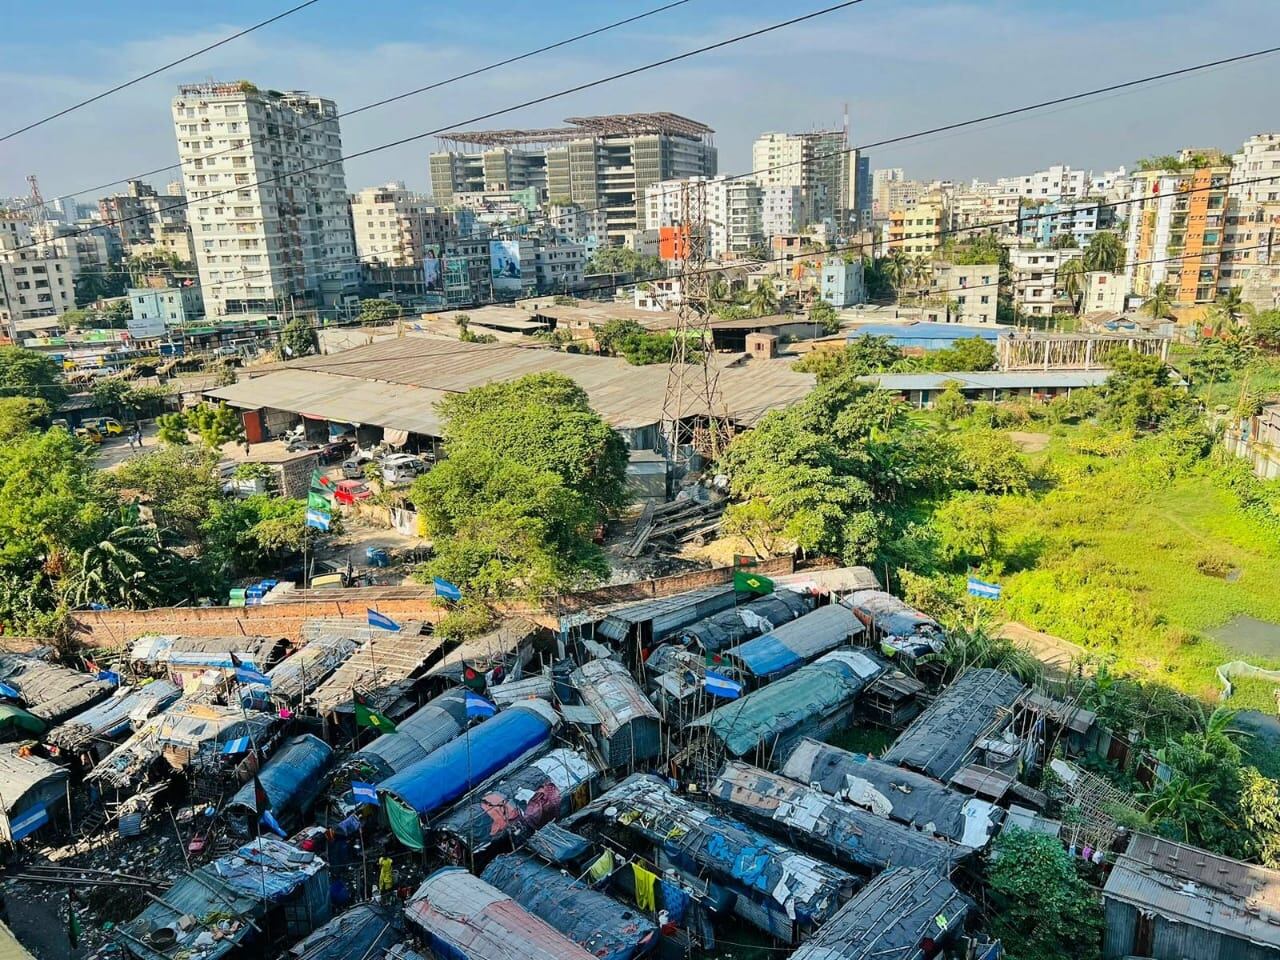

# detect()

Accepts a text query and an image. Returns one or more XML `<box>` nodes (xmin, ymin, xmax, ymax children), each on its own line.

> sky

<box><xmin>1</xmin><ymin>0</ymin><xmax>1278</xmax><ymax>204</ymax></box>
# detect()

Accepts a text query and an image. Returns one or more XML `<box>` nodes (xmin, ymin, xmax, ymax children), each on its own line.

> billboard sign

<box><xmin>422</xmin><ymin>245</ymin><xmax>443</xmax><ymax>293</ymax></box>
<box><xmin>489</xmin><ymin>239</ymin><xmax>523</xmax><ymax>296</ymax></box>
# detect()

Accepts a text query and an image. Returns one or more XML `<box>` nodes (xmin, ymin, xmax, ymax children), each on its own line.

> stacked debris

<box><xmin>625</xmin><ymin>496</ymin><xmax>725</xmax><ymax>557</ymax></box>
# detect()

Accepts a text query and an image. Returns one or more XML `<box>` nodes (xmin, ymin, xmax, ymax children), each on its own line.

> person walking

<box><xmin>378</xmin><ymin>855</ymin><xmax>394</xmax><ymax>899</ymax></box>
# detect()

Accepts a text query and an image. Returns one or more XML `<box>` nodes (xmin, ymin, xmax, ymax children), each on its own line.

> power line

<box><xmin>10</xmin><ymin>0</ymin><xmax>871</xmax><ymax>255</ymax></box>
<box><xmin>0</xmin><ymin>0</ymin><xmax>325</xmax><ymax>143</ymax></box>
<box><xmin>42</xmin><ymin>0</ymin><xmax>695</xmax><ymax>206</ymax></box>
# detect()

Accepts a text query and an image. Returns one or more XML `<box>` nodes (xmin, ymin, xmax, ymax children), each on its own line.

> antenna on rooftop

<box><xmin>26</xmin><ymin>174</ymin><xmax>48</xmax><ymax>224</ymax></box>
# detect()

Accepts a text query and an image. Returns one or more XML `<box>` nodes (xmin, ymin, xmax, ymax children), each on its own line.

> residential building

<box><xmin>995</xmin><ymin>164</ymin><xmax>1089</xmax><ymax>202</ymax></box>
<box><xmin>644</xmin><ymin>175</ymin><xmax>763</xmax><ymax>259</ymax></box>
<box><xmin>1089</xmin><ymin>165</ymin><xmax>1129</xmax><ymax>202</ymax></box>
<box><xmin>442</xmin><ymin>237</ymin><xmax>490</xmax><ymax>307</ymax></box>
<box><xmin>546</xmin><ymin>202</ymin><xmax>608</xmax><ymax>252</ymax></box>
<box><xmin>752</xmin><ymin>130</ymin><xmax>861</xmax><ymax>228</ymax></box>
<box><xmin>128</xmin><ymin>284</ymin><xmax>204</xmax><ymax>338</ymax></box>
<box><xmin>819</xmin><ymin>256</ymin><xmax>865</xmax><ymax>307</ymax></box>
<box><xmin>1019</xmin><ymin>200</ymin><xmax>1117</xmax><ymax>248</ymax></box>
<box><xmin>487</xmin><ymin>236</ymin><xmax>537</xmax><ymax>300</ymax></box>
<box><xmin>760</xmin><ymin>185</ymin><xmax>804</xmax><ymax>239</ymax></box>
<box><xmin>350</xmin><ymin>182</ymin><xmax>454</xmax><ymax>291</ymax></box>
<box><xmin>0</xmin><ymin>212</ymin><xmax>77</xmax><ymax>335</ymax></box>
<box><xmin>948</xmin><ymin>190</ymin><xmax>1023</xmax><ymax>237</ymax></box>
<box><xmin>871</xmin><ymin>168</ymin><xmax>905</xmax><ymax>221</ymax></box>
<box><xmin>1124</xmin><ymin>157</ymin><xmax>1231</xmax><ymax>306</ymax></box>
<box><xmin>98</xmin><ymin>179</ymin><xmax>188</xmax><ymax>252</ymax></box>
<box><xmin>1009</xmin><ymin>245</ymin><xmax>1083</xmax><ymax>316</ymax></box>
<box><xmin>1223</xmin><ymin>133</ymin><xmax>1280</xmax><ymax>310</ymax></box>
<box><xmin>434</xmin><ymin>114</ymin><xmax>716</xmax><ymax>246</ymax></box>
<box><xmin>929</xmin><ymin>262</ymin><xmax>1000</xmax><ymax>324</ymax></box>
<box><xmin>886</xmin><ymin>196</ymin><xmax>948</xmax><ymax>257</ymax></box>
<box><xmin>533</xmin><ymin>240</ymin><xmax>586</xmax><ymax>292</ymax></box>
<box><xmin>1082</xmin><ymin>271</ymin><xmax>1131</xmax><ymax>315</ymax></box>
<box><xmin>171</xmin><ymin>81</ymin><xmax>359</xmax><ymax>317</ymax></box>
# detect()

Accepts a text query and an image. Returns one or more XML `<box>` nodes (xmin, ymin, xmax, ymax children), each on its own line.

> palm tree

<box><xmin>911</xmin><ymin>257</ymin><xmax>933</xmax><ymax>305</ymax></box>
<box><xmin>1205</xmin><ymin>288</ymin><xmax>1252</xmax><ymax>337</ymax></box>
<box><xmin>67</xmin><ymin>518</ymin><xmax>174</xmax><ymax>610</ymax></box>
<box><xmin>1083</xmin><ymin>230</ymin><xmax>1126</xmax><ymax>273</ymax></box>
<box><xmin>882</xmin><ymin>249</ymin><xmax>911</xmax><ymax>296</ymax></box>
<box><xmin>1058</xmin><ymin>258</ymin><xmax>1087</xmax><ymax>314</ymax></box>
<box><xmin>748</xmin><ymin>278</ymin><xmax>778</xmax><ymax>318</ymax></box>
<box><xmin>1143</xmin><ymin>281</ymin><xmax>1177</xmax><ymax>320</ymax></box>
<box><xmin>708</xmin><ymin>273</ymin><xmax>731</xmax><ymax>309</ymax></box>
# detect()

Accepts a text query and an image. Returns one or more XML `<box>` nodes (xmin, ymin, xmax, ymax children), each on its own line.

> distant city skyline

<box><xmin>1</xmin><ymin>0</ymin><xmax>1277</xmax><ymax>201</ymax></box>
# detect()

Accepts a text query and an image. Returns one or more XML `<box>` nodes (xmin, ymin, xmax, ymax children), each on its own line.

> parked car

<box><xmin>86</xmin><ymin>417</ymin><xmax>125</xmax><ymax>436</ymax></box>
<box><xmin>340</xmin><ymin>445</ymin><xmax>382</xmax><ymax>479</ymax></box>
<box><xmin>333</xmin><ymin>480</ymin><xmax>373</xmax><ymax>505</ymax></box>
<box><xmin>319</xmin><ymin>439</ymin><xmax>354</xmax><ymax>464</ymax></box>
<box><xmin>380</xmin><ymin>454</ymin><xmax>427</xmax><ymax>486</ymax></box>
<box><xmin>74</xmin><ymin>425</ymin><xmax>103</xmax><ymax>445</ymax></box>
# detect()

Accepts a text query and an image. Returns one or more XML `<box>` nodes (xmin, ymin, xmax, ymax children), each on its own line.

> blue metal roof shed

<box><xmin>228</xmin><ymin>734</ymin><xmax>333</xmax><ymax>831</ymax></box>
<box><xmin>847</xmin><ymin>322</ymin><xmax>1001</xmax><ymax>350</ymax></box>
<box><xmin>724</xmin><ymin>604</ymin><xmax>863</xmax><ymax>684</ymax></box>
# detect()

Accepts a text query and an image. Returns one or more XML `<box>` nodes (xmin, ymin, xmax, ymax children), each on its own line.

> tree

<box><xmin>278</xmin><ymin>317</ymin><xmax>318</xmax><ymax>358</ymax></box>
<box><xmin>1143</xmin><ymin>281</ymin><xmax>1177</xmax><ymax>321</ymax></box>
<box><xmin>594</xmin><ymin>319</ymin><xmax>690</xmax><ymax>366</ymax></box>
<box><xmin>109</xmin><ymin>446</ymin><xmax>220</xmax><ymax>541</ymax></box>
<box><xmin>356</xmin><ymin>298</ymin><xmax>403</xmax><ymax>325</ymax></box>
<box><xmin>201</xmin><ymin>495</ymin><xmax>315</xmax><ymax>586</ymax></box>
<box><xmin>156</xmin><ymin>412</ymin><xmax>190</xmax><ymax>446</ymax></box>
<box><xmin>586</xmin><ymin>247</ymin><xmax>664</xmax><ymax>281</ymax></box>
<box><xmin>1083</xmin><ymin>231</ymin><xmax>1125</xmax><ymax>273</ymax></box>
<box><xmin>66</xmin><ymin>511</ymin><xmax>181</xmax><ymax>610</ymax></box>
<box><xmin>925</xmin><ymin>337</ymin><xmax>997</xmax><ymax>372</ymax></box>
<box><xmin>881</xmin><ymin>248</ymin><xmax>911</xmax><ymax>293</ymax></box>
<box><xmin>808</xmin><ymin>299</ymin><xmax>840</xmax><ymax>336</ymax></box>
<box><xmin>73</xmin><ymin>273</ymin><xmax>127</xmax><ymax>307</ymax></box>
<box><xmin>1248</xmin><ymin>308</ymin><xmax>1280</xmax><ymax>351</ymax></box>
<box><xmin>792</xmin><ymin>335</ymin><xmax>904</xmax><ymax>382</ymax></box>
<box><xmin>0</xmin><ymin>346</ymin><xmax>66</xmax><ymax>406</ymax></box>
<box><xmin>1204</xmin><ymin>288</ymin><xmax>1252</xmax><ymax>338</ymax></box>
<box><xmin>987</xmin><ymin>828</ymin><xmax>1104</xmax><ymax>960</ymax></box>
<box><xmin>1050</xmin><ymin>233</ymin><xmax>1079</xmax><ymax>249</ymax></box>
<box><xmin>1239</xmin><ymin>767</ymin><xmax>1280</xmax><ymax>869</ymax></box>
<box><xmin>933</xmin><ymin>493</ymin><xmax>1001</xmax><ymax>565</ymax></box>
<box><xmin>187</xmin><ymin>402</ymin><xmax>245</xmax><ymax>448</ymax></box>
<box><xmin>961</xmin><ymin>432</ymin><xmax>1032</xmax><ymax>494</ymax></box>
<box><xmin>748</xmin><ymin>278</ymin><xmax>778</xmax><ymax>318</ymax></box>
<box><xmin>1145</xmin><ymin>708</ymin><xmax>1245</xmax><ymax>851</ymax></box>
<box><xmin>933</xmin><ymin>380</ymin><xmax>969</xmax><ymax>421</ymax></box>
<box><xmin>1058</xmin><ymin>257</ymin><xmax>1087</xmax><ymax>314</ymax></box>
<box><xmin>0</xmin><ymin>397</ymin><xmax>50</xmax><ymax>441</ymax></box>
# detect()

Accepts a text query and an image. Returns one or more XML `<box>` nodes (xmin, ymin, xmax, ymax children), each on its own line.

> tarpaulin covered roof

<box><xmin>569</xmin><ymin>775</ymin><xmax>856</xmax><ymax>930</ymax></box>
<box><xmin>243</xmin><ymin>634</ymin><xmax>359</xmax><ymax>706</ymax></box>
<box><xmin>0</xmin><ymin>655</ymin><xmax>114</xmax><ymax>725</ymax></box>
<box><xmin>405</xmin><ymin>868</ymin><xmax>596</xmax><ymax>960</ymax></box>
<box><xmin>690</xmin><ymin>651</ymin><xmax>888</xmax><ymax>758</ymax></box>
<box><xmin>0</xmin><ymin>704</ymin><xmax>46</xmax><ymax>742</ymax></box>
<box><xmin>675</xmin><ymin>591</ymin><xmax>812</xmax><ymax>653</ymax></box>
<box><xmin>435</xmin><ymin>749</ymin><xmax>598</xmax><ymax>858</ymax></box>
<box><xmin>128</xmin><ymin>635</ymin><xmax>282</xmax><ymax>669</ymax></box>
<box><xmin>725</xmin><ymin>605</ymin><xmax>863</xmax><ymax>681</ymax></box>
<box><xmin>228</xmin><ymin>734</ymin><xmax>333</xmax><ymax>825</ymax></box>
<box><xmin>597</xmin><ymin>586</ymin><xmax>736</xmax><ymax>642</ymax></box>
<box><xmin>481</xmin><ymin>854</ymin><xmax>658</xmax><ymax>960</ymax></box>
<box><xmin>526</xmin><ymin>823</ymin><xmax>594</xmax><ymax>866</ymax></box>
<box><xmin>781</xmin><ymin>738</ymin><xmax>1003</xmax><ymax>849</ymax></box>
<box><xmin>571</xmin><ymin>658</ymin><xmax>660</xmax><ymax>741</ymax></box>
<box><xmin>884</xmin><ymin>669</ymin><xmax>1027</xmax><ymax>780</ymax></box>
<box><xmin>311</xmin><ymin>623</ymin><xmax>442</xmax><ymax>713</ymax></box>
<box><xmin>710</xmin><ymin>762</ymin><xmax>966</xmax><ymax>874</ymax></box>
<box><xmin>46</xmin><ymin>680</ymin><xmax>182</xmax><ymax>751</ymax></box>
<box><xmin>380</xmin><ymin>701</ymin><xmax>559</xmax><ymax>818</ymax></box>
<box><xmin>843</xmin><ymin>592</ymin><xmax>946</xmax><ymax>659</ymax></box>
<box><xmin>287</xmin><ymin>903</ymin><xmax>405</xmax><ymax>960</ymax></box>
<box><xmin>339</xmin><ymin>689</ymin><xmax>468</xmax><ymax>785</ymax></box>
<box><xmin>790</xmin><ymin>868</ymin><xmax>972</xmax><ymax>960</ymax></box>
<box><xmin>0</xmin><ymin>747</ymin><xmax>67</xmax><ymax>842</ymax></box>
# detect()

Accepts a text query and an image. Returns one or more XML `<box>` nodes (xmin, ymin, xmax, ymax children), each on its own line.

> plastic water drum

<box><xmin>366</xmin><ymin>547</ymin><xmax>389</xmax><ymax>568</ymax></box>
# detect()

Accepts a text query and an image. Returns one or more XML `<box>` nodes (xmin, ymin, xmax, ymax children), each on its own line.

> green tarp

<box><xmin>383</xmin><ymin>794</ymin><xmax>424</xmax><ymax>851</ymax></box>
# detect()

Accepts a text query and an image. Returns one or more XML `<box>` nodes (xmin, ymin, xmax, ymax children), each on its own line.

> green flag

<box><xmin>733</xmin><ymin>570</ymin><xmax>774</xmax><ymax>595</ymax></box>
<box><xmin>383</xmin><ymin>794</ymin><xmax>425</xmax><ymax>851</ymax></box>
<box><xmin>354</xmin><ymin>693</ymin><xmax>397</xmax><ymax>733</ymax></box>
<box><xmin>310</xmin><ymin>469</ymin><xmax>336</xmax><ymax>494</ymax></box>
<box><xmin>307</xmin><ymin>490</ymin><xmax>331</xmax><ymax>512</ymax></box>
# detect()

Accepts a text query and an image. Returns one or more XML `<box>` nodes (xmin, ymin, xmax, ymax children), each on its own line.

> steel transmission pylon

<box><xmin>660</xmin><ymin>179</ymin><xmax>728</xmax><ymax>466</ymax></box>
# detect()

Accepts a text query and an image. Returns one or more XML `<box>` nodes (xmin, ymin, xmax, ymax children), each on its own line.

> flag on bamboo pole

<box><xmin>353</xmin><ymin>691</ymin><xmax>397</xmax><ymax>733</ymax></box>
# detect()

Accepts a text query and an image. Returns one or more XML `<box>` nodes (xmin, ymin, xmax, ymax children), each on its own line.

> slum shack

<box><xmin>721</xmin><ymin>605</ymin><xmax>865</xmax><ymax>687</ymax></box>
<box><xmin>226</xmin><ymin>734</ymin><xmax>333</xmax><ymax>835</ymax></box>
<box><xmin>0</xmin><ymin>747</ymin><xmax>70</xmax><ymax>849</ymax></box>
<box><xmin>782</xmin><ymin>738</ymin><xmax>1003</xmax><ymax>848</ymax></box>
<box><xmin>481</xmin><ymin>854</ymin><xmax>658</xmax><ymax>960</ymax></box>
<box><xmin>592</xmin><ymin>586</ymin><xmax>738</xmax><ymax>659</ymax></box>
<box><xmin>435</xmin><ymin>748</ymin><xmax>599</xmax><ymax>866</ymax></box>
<box><xmin>0</xmin><ymin>705</ymin><xmax>46</xmax><ymax>744</ymax></box>
<box><xmin>709</xmin><ymin>761</ymin><xmax>966</xmax><ymax>875</ymax></box>
<box><xmin>567</xmin><ymin>775</ymin><xmax>858</xmax><ymax>943</ymax></box>
<box><xmin>286</xmin><ymin>903</ymin><xmax>409</xmax><ymax>960</ymax></box>
<box><xmin>332</xmin><ymin>689</ymin><xmax>469</xmax><ymax>798</ymax></box>
<box><xmin>46</xmin><ymin>680</ymin><xmax>182</xmax><ymax>761</ymax></box>
<box><xmin>883</xmin><ymin>668</ymin><xmax>1028</xmax><ymax>782</ymax></box>
<box><xmin>128</xmin><ymin>635</ymin><xmax>285</xmax><ymax>685</ymax></box>
<box><xmin>569</xmin><ymin>658</ymin><xmax>662</xmax><ymax>768</ymax></box>
<box><xmin>0</xmin><ymin>655</ymin><xmax>114</xmax><ymax>726</ymax></box>
<box><xmin>1102</xmin><ymin>833</ymin><xmax>1280</xmax><ymax>960</ymax></box>
<box><xmin>405</xmin><ymin>867</ymin><xmax>597</xmax><ymax>960</ymax></box>
<box><xmin>843</xmin><ymin>591</ymin><xmax>947</xmax><ymax>662</ymax></box>
<box><xmin>310</xmin><ymin>621</ymin><xmax>441</xmax><ymax>734</ymax></box>
<box><xmin>684</xmin><ymin>650</ymin><xmax>887</xmax><ymax>772</ymax></box>
<box><xmin>379</xmin><ymin>700</ymin><xmax>560</xmax><ymax>850</ymax></box>
<box><xmin>790</xmin><ymin>867</ymin><xmax>972</xmax><ymax>960</ymax></box>
<box><xmin>119</xmin><ymin>837</ymin><xmax>330</xmax><ymax>960</ymax></box>
<box><xmin>240</xmin><ymin>634</ymin><xmax>359</xmax><ymax>710</ymax></box>
<box><xmin>673</xmin><ymin>590</ymin><xmax>813</xmax><ymax>655</ymax></box>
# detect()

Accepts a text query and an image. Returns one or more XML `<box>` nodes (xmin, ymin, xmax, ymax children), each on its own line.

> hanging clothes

<box><xmin>378</xmin><ymin>856</ymin><xmax>394</xmax><ymax>894</ymax></box>
<box><xmin>660</xmin><ymin>879</ymin><xmax>690</xmax><ymax>925</ymax></box>
<box><xmin>633</xmin><ymin>861</ymin><xmax>659</xmax><ymax>912</ymax></box>
<box><xmin>587</xmin><ymin>849</ymin><xmax>615</xmax><ymax>882</ymax></box>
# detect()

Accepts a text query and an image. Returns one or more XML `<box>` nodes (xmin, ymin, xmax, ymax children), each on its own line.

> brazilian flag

<box><xmin>733</xmin><ymin>570</ymin><xmax>774</xmax><ymax>595</ymax></box>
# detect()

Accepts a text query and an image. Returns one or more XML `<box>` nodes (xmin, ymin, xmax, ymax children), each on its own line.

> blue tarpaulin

<box><xmin>726</xmin><ymin>605</ymin><xmax>862</xmax><ymax>682</ymax></box>
<box><xmin>228</xmin><ymin>734</ymin><xmax>333</xmax><ymax>827</ymax></box>
<box><xmin>730</xmin><ymin>635</ymin><xmax>802</xmax><ymax>680</ymax></box>
<box><xmin>379</xmin><ymin>701</ymin><xmax>558</xmax><ymax>818</ymax></box>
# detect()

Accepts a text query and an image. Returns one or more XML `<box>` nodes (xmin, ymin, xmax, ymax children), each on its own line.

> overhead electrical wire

<box><xmin>41</xmin><ymin>0</ymin><xmax>696</xmax><ymax>205</ymax></box>
<box><xmin>0</xmin><ymin>0</ymin><xmax>326</xmax><ymax>143</ymax></box>
<box><xmin>9</xmin><ymin>0</ymin><xmax>872</xmax><ymax>255</ymax></box>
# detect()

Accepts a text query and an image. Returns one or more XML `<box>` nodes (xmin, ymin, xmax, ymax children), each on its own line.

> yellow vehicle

<box><xmin>74</xmin><ymin>425</ymin><xmax>103</xmax><ymax>445</ymax></box>
<box><xmin>87</xmin><ymin>417</ymin><xmax>125</xmax><ymax>436</ymax></box>
<box><xmin>309</xmin><ymin>573</ymin><xmax>346</xmax><ymax>589</ymax></box>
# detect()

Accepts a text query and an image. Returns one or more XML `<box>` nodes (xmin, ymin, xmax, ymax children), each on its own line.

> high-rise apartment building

<box><xmin>0</xmin><ymin>211</ymin><xmax>77</xmax><ymax>335</ymax></box>
<box><xmin>171</xmin><ymin>81</ymin><xmax>358</xmax><ymax>316</ymax></box>
<box><xmin>760</xmin><ymin>185</ymin><xmax>805</xmax><ymax>239</ymax></box>
<box><xmin>1124</xmin><ymin>156</ymin><xmax>1231</xmax><ymax>305</ymax></box>
<box><xmin>98</xmin><ymin>180</ymin><xmax>188</xmax><ymax>253</ymax></box>
<box><xmin>751</xmin><ymin>130</ymin><xmax>865</xmax><ymax>229</ymax></box>
<box><xmin>1223</xmin><ymin>134</ymin><xmax>1280</xmax><ymax>310</ymax></box>
<box><xmin>645</xmin><ymin>175</ymin><xmax>764</xmax><ymax>259</ymax></box>
<box><xmin>427</xmin><ymin>149</ymin><xmax>548</xmax><ymax>206</ymax></box>
<box><xmin>994</xmin><ymin>164</ymin><xmax>1090</xmax><ymax>202</ymax></box>
<box><xmin>350</xmin><ymin>182</ymin><xmax>455</xmax><ymax>291</ymax></box>
<box><xmin>431</xmin><ymin>114</ymin><xmax>716</xmax><ymax>246</ymax></box>
<box><xmin>886</xmin><ymin>196</ymin><xmax>949</xmax><ymax>258</ymax></box>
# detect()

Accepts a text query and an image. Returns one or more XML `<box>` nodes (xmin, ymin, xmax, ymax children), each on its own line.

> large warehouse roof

<box><xmin>207</xmin><ymin>339</ymin><xmax>813</xmax><ymax>435</ymax></box>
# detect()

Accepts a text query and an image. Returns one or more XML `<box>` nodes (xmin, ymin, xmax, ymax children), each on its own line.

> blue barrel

<box><xmin>366</xmin><ymin>547</ymin><xmax>389</xmax><ymax>567</ymax></box>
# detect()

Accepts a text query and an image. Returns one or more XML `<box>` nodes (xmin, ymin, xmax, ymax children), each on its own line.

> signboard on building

<box><xmin>423</xmin><ymin>245</ymin><xmax>443</xmax><ymax>293</ymax></box>
<box><xmin>489</xmin><ymin>239</ymin><xmax>523</xmax><ymax>295</ymax></box>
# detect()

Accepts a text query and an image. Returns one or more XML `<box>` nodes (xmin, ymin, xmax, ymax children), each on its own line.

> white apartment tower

<box><xmin>172</xmin><ymin>82</ymin><xmax>358</xmax><ymax>316</ymax></box>
<box><xmin>644</xmin><ymin>175</ymin><xmax>763</xmax><ymax>259</ymax></box>
<box><xmin>1225</xmin><ymin>134</ymin><xmax>1280</xmax><ymax>310</ymax></box>
<box><xmin>0</xmin><ymin>211</ymin><xmax>78</xmax><ymax>335</ymax></box>
<box><xmin>752</xmin><ymin>130</ymin><xmax>863</xmax><ymax>228</ymax></box>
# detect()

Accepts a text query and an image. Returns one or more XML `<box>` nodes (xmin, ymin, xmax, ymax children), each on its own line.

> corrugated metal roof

<box><xmin>675</xmin><ymin>590</ymin><xmax>813</xmax><ymax>654</ymax></box>
<box><xmin>245</xmin><ymin>635</ymin><xmax>359</xmax><ymax>705</ymax></box>
<box><xmin>570</xmin><ymin>659</ymin><xmax>660</xmax><ymax>739</ymax></box>
<box><xmin>598</xmin><ymin>585</ymin><xmax>737</xmax><ymax>639</ymax></box>
<box><xmin>128</xmin><ymin>635</ymin><xmax>282</xmax><ymax>669</ymax></box>
<box><xmin>726</xmin><ymin>605</ymin><xmax>863</xmax><ymax>680</ymax></box>
<box><xmin>710</xmin><ymin>762</ymin><xmax>966</xmax><ymax>874</ymax></box>
<box><xmin>884</xmin><ymin>669</ymin><xmax>1027</xmax><ymax>780</ymax></box>
<box><xmin>0</xmin><ymin>748</ymin><xmax>67</xmax><ymax>816</ymax></box>
<box><xmin>1103</xmin><ymin>833</ymin><xmax>1280</xmax><ymax>948</ymax></box>
<box><xmin>311</xmin><ymin>624</ymin><xmax>439</xmax><ymax>713</ymax></box>
<box><xmin>790</xmin><ymin>868</ymin><xmax>972</xmax><ymax>960</ymax></box>
<box><xmin>406</xmin><ymin>868</ymin><xmax>596</xmax><ymax>960</ymax></box>
<box><xmin>287</xmin><ymin>903</ymin><xmax>404</xmax><ymax>960</ymax></box>
<box><xmin>46</xmin><ymin>680</ymin><xmax>182</xmax><ymax>750</ymax></box>
<box><xmin>339</xmin><ymin>690</ymin><xmax>468</xmax><ymax>785</ymax></box>
<box><xmin>228</xmin><ymin>734</ymin><xmax>333</xmax><ymax>823</ymax></box>
<box><xmin>866</xmin><ymin>370</ymin><xmax>1112</xmax><ymax>392</ymax></box>
<box><xmin>0</xmin><ymin>655</ymin><xmax>114</xmax><ymax>725</ymax></box>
